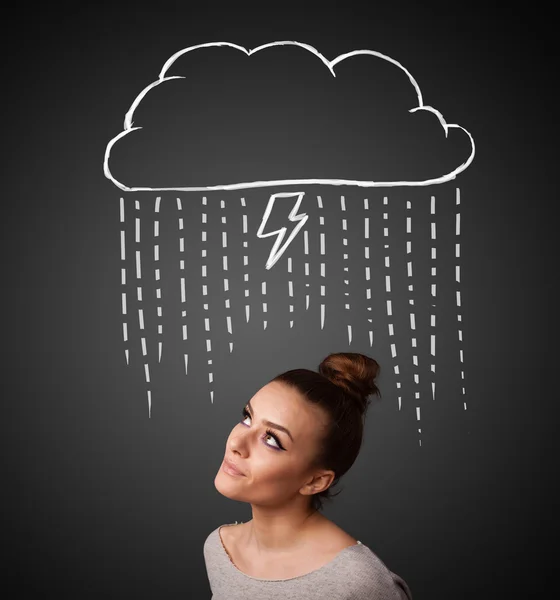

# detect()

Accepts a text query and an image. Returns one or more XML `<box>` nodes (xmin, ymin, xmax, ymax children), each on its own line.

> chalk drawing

<box><xmin>104</xmin><ymin>41</ymin><xmax>474</xmax><ymax>191</ymax></box>
<box><xmin>105</xmin><ymin>41</ymin><xmax>474</xmax><ymax>445</ymax></box>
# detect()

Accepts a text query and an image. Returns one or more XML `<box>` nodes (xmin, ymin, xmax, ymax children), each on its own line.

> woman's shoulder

<box><xmin>204</xmin><ymin>521</ymin><xmax>243</xmax><ymax>558</ymax></box>
<box><xmin>218</xmin><ymin>520</ymin><xmax>245</xmax><ymax>536</ymax></box>
<box><xmin>318</xmin><ymin>519</ymin><xmax>359</xmax><ymax>550</ymax></box>
<box><xmin>206</xmin><ymin>521</ymin><xmax>244</xmax><ymax>547</ymax></box>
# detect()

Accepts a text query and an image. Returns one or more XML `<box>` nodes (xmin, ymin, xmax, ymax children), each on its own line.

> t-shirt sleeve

<box><xmin>350</xmin><ymin>568</ymin><xmax>412</xmax><ymax>599</ymax></box>
<box><xmin>392</xmin><ymin>573</ymin><xmax>413</xmax><ymax>600</ymax></box>
<box><xmin>340</xmin><ymin>550</ymin><xmax>413</xmax><ymax>600</ymax></box>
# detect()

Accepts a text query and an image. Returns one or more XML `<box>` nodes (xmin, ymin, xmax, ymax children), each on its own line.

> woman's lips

<box><xmin>222</xmin><ymin>458</ymin><xmax>245</xmax><ymax>477</ymax></box>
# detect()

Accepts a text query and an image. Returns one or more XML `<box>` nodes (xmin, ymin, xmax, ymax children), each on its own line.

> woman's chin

<box><xmin>214</xmin><ymin>470</ymin><xmax>239</xmax><ymax>496</ymax></box>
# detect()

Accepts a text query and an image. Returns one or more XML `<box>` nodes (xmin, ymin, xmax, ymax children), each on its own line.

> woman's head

<box><xmin>215</xmin><ymin>352</ymin><xmax>380</xmax><ymax>514</ymax></box>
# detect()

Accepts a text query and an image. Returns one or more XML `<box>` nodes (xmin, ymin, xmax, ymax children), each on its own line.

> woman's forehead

<box><xmin>253</xmin><ymin>382</ymin><xmax>326</xmax><ymax>427</ymax></box>
<box><xmin>253</xmin><ymin>381</ymin><xmax>302</xmax><ymax>408</ymax></box>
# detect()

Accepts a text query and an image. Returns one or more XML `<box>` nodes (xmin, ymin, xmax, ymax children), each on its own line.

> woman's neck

<box><xmin>243</xmin><ymin>509</ymin><xmax>327</xmax><ymax>555</ymax></box>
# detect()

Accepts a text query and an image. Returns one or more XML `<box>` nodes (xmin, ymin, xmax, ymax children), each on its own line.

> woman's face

<box><xmin>214</xmin><ymin>380</ymin><xmax>333</xmax><ymax>507</ymax></box>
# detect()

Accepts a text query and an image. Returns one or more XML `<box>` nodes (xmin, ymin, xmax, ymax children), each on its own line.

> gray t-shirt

<box><xmin>203</xmin><ymin>523</ymin><xmax>413</xmax><ymax>599</ymax></box>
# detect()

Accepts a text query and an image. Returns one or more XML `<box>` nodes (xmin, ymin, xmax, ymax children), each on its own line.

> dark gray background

<box><xmin>4</xmin><ymin>3</ymin><xmax>555</xmax><ymax>599</ymax></box>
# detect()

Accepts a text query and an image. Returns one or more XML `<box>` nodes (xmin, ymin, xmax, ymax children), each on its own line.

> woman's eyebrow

<box><xmin>246</xmin><ymin>400</ymin><xmax>294</xmax><ymax>442</ymax></box>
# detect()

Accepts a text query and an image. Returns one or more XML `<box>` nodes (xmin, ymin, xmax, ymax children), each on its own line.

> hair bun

<box><xmin>318</xmin><ymin>352</ymin><xmax>380</xmax><ymax>413</ymax></box>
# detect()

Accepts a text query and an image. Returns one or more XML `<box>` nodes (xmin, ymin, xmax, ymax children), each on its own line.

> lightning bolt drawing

<box><xmin>257</xmin><ymin>192</ymin><xmax>309</xmax><ymax>270</ymax></box>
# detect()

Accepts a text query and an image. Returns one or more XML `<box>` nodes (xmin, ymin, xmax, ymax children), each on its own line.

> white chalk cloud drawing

<box><xmin>104</xmin><ymin>41</ymin><xmax>474</xmax><ymax>191</ymax></box>
<box><xmin>105</xmin><ymin>41</ymin><xmax>474</xmax><ymax>446</ymax></box>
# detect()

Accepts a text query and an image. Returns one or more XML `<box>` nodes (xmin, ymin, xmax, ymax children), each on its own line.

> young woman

<box><xmin>204</xmin><ymin>352</ymin><xmax>412</xmax><ymax>599</ymax></box>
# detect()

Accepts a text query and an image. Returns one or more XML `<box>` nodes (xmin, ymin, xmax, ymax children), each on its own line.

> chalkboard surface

<box><xmin>6</xmin><ymin>5</ymin><xmax>555</xmax><ymax>600</ymax></box>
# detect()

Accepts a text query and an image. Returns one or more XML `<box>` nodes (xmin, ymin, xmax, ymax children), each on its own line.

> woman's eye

<box><xmin>240</xmin><ymin>412</ymin><xmax>281</xmax><ymax>449</ymax></box>
<box><xmin>262</xmin><ymin>431</ymin><xmax>280</xmax><ymax>449</ymax></box>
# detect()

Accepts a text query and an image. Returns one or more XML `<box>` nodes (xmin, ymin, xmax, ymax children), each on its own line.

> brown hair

<box><xmin>270</xmin><ymin>352</ymin><xmax>381</xmax><ymax>513</ymax></box>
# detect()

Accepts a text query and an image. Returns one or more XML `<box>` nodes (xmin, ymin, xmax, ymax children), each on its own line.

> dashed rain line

<box><xmin>241</xmin><ymin>198</ymin><xmax>250</xmax><ymax>324</ymax></box>
<box><xmin>317</xmin><ymin>196</ymin><xmax>326</xmax><ymax>329</ymax></box>
<box><xmin>201</xmin><ymin>196</ymin><xmax>214</xmax><ymax>403</ymax></box>
<box><xmin>364</xmin><ymin>198</ymin><xmax>374</xmax><ymax>348</ymax></box>
<box><xmin>135</xmin><ymin>200</ymin><xmax>151</xmax><ymax>418</ymax></box>
<box><xmin>303</xmin><ymin>228</ymin><xmax>310</xmax><ymax>312</ymax></box>
<box><xmin>154</xmin><ymin>196</ymin><xmax>163</xmax><ymax>363</ymax></box>
<box><xmin>341</xmin><ymin>195</ymin><xmax>352</xmax><ymax>345</ymax></box>
<box><xmin>456</xmin><ymin>188</ymin><xmax>467</xmax><ymax>409</ymax></box>
<box><xmin>416</xmin><ymin>406</ymin><xmax>422</xmax><ymax>447</ymax></box>
<box><xmin>220</xmin><ymin>199</ymin><xmax>234</xmax><ymax>352</ymax></box>
<box><xmin>383</xmin><ymin>197</ymin><xmax>403</xmax><ymax>411</ymax></box>
<box><xmin>287</xmin><ymin>256</ymin><xmax>294</xmax><ymax>328</ymax></box>
<box><xmin>430</xmin><ymin>195</ymin><xmax>437</xmax><ymax>401</ymax></box>
<box><xmin>262</xmin><ymin>279</ymin><xmax>268</xmax><ymax>330</ymax></box>
<box><xmin>405</xmin><ymin>200</ymin><xmax>422</xmax><ymax>446</ymax></box>
<box><xmin>177</xmin><ymin>197</ymin><xmax>188</xmax><ymax>373</ymax></box>
<box><xmin>119</xmin><ymin>197</ymin><xmax>129</xmax><ymax>366</ymax></box>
